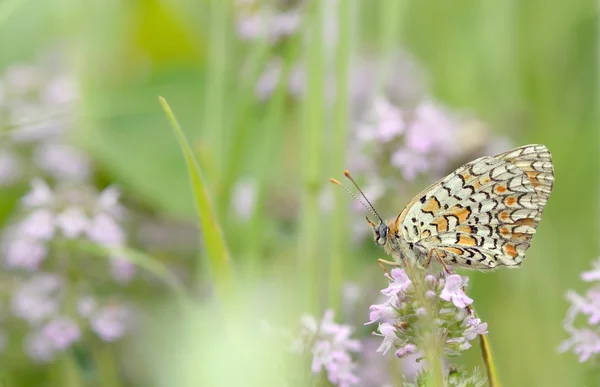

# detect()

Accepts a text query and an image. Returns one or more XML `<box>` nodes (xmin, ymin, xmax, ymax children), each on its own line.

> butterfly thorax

<box><xmin>383</xmin><ymin>219</ymin><xmax>426</xmax><ymax>264</ymax></box>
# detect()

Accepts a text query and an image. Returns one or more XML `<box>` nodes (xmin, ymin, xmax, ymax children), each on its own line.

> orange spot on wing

<box><xmin>504</xmin><ymin>243</ymin><xmax>518</xmax><ymax>258</ymax></box>
<box><xmin>455</xmin><ymin>225</ymin><xmax>474</xmax><ymax>233</ymax></box>
<box><xmin>500</xmin><ymin>227</ymin><xmax>510</xmax><ymax>236</ymax></box>
<box><xmin>422</xmin><ymin>197</ymin><xmax>441</xmax><ymax>215</ymax></box>
<box><xmin>422</xmin><ymin>229</ymin><xmax>431</xmax><ymax>237</ymax></box>
<box><xmin>447</xmin><ymin>206</ymin><xmax>471</xmax><ymax>223</ymax></box>
<box><xmin>461</xmin><ymin>173</ymin><xmax>472</xmax><ymax>180</ymax></box>
<box><xmin>458</xmin><ymin>235</ymin><xmax>477</xmax><ymax>246</ymax></box>
<box><xmin>495</xmin><ymin>185</ymin><xmax>507</xmax><ymax>194</ymax></box>
<box><xmin>472</xmin><ymin>180</ymin><xmax>481</xmax><ymax>189</ymax></box>
<box><xmin>505</xmin><ymin>196</ymin><xmax>517</xmax><ymax>206</ymax></box>
<box><xmin>500</xmin><ymin>211</ymin><xmax>510</xmax><ymax>221</ymax></box>
<box><xmin>483</xmin><ymin>177</ymin><xmax>491</xmax><ymax>183</ymax></box>
<box><xmin>446</xmin><ymin>247</ymin><xmax>463</xmax><ymax>255</ymax></box>
<box><xmin>431</xmin><ymin>217</ymin><xmax>449</xmax><ymax>232</ymax></box>
<box><xmin>526</xmin><ymin>171</ymin><xmax>541</xmax><ymax>187</ymax></box>
<box><xmin>515</xmin><ymin>218</ymin><xmax>536</xmax><ymax>227</ymax></box>
<box><xmin>511</xmin><ymin>232</ymin><xmax>531</xmax><ymax>243</ymax></box>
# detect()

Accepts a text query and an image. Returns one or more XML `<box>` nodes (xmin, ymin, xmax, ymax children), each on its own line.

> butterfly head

<box><xmin>366</xmin><ymin>217</ymin><xmax>389</xmax><ymax>247</ymax></box>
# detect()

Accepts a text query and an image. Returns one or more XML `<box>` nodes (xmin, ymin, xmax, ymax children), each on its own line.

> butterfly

<box><xmin>331</xmin><ymin>144</ymin><xmax>554</xmax><ymax>270</ymax></box>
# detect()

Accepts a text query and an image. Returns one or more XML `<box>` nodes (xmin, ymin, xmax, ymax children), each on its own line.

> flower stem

<box><xmin>329</xmin><ymin>0</ymin><xmax>352</xmax><ymax>311</ymax></box>
<box><xmin>479</xmin><ymin>333</ymin><xmax>501</xmax><ymax>387</ymax></box>
<box><xmin>299</xmin><ymin>1</ymin><xmax>325</xmax><ymax>314</ymax></box>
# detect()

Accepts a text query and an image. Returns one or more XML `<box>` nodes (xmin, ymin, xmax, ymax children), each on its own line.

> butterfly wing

<box><xmin>396</xmin><ymin>144</ymin><xmax>554</xmax><ymax>269</ymax></box>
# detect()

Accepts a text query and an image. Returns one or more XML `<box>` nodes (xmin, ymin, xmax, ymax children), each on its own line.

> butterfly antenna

<box><xmin>342</xmin><ymin>170</ymin><xmax>385</xmax><ymax>223</ymax></box>
<box><xmin>329</xmin><ymin>178</ymin><xmax>377</xmax><ymax>217</ymax></box>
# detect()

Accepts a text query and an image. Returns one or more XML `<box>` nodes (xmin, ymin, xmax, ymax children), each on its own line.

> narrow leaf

<box><xmin>159</xmin><ymin>96</ymin><xmax>235</xmax><ymax>300</ymax></box>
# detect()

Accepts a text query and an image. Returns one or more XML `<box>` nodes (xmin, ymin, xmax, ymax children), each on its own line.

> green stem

<box><xmin>53</xmin><ymin>353</ymin><xmax>84</xmax><ymax>387</ymax></box>
<box><xmin>243</xmin><ymin>43</ymin><xmax>299</xmax><ymax>275</ymax></box>
<box><xmin>328</xmin><ymin>0</ymin><xmax>352</xmax><ymax>311</ymax></box>
<box><xmin>376</xmin><ymin>0</ymin><xmax>407</xmax><ymax>95</ymax></box>
<box><xmin>403</xmin><ymin>262</ymin><xmax>446</xmax><ymax>387</ymax></box>
<box><xmin>93</xmin><ymin>344</ymin><xmax>122</xmax><ymax>387</ymax></box>
<box><xmin>204</xmin><ymin>0</ymin><xmax>230</xmax><ymax>185</ymax></box>
<box><xmin>299</xmin><ymin>2</ymin><xmax>325</xmax><ymax>314</ymax></box>
<box><xmin>479</xmin><ymin>333</ymin><xmax>502</xmax><ymax>387</ymax></box>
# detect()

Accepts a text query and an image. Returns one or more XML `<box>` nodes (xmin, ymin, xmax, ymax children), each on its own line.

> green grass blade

<box><xmin>159</xmin><ymin>96</ymin><xmax>235</xmax><ymax>301</ymax></box>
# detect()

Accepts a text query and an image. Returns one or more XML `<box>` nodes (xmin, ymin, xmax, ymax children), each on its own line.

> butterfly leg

<box><xmin>377</xmin><ymin>258</ymin><xmax>402</xmax><ymax>275</ymax></box>
<box><xmin>424</xmin><ymin>248</ymin><xmax>454</xmax><ymax>275</ymax></box>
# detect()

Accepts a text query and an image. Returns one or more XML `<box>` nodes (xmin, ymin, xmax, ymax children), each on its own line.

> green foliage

<box><xmin>405</xmin><ymin>367</ymin><xmax>487</xmax><ymax>387</ymax></box>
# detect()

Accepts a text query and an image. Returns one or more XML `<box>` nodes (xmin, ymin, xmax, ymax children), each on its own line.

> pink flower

<box><xmin>90</xmin><ymin>304</ymin><xmax>132</xmax><ymax>342</ymax></box>
<box><xmin>19</xmin><ymin>209</ymin><xmax>56</xmax><ymax>241</ymax></box>
<box><xmin>395</xmin><ymin>343</ymin><xmax>417</xmax><ymax>358</ymax></box>
<box><xmin>3</xmin><ymin>237</ymin><xmax>48</xmax><ymax>270</ymax></box>
<box><xmin>56</xmin><ymin>207</ymin><xmax>89</xmax><ymax>238</ymax></box>
<box><xmin>299</xmin><ymin>310</ymin><xmax>361</xmax><ymax>387</ymax></box>
<box><xmin>381</xmin><ymin>268</ymin><xmax>412</xmax><ymax>296</ymax></box>
<box><xmin>581</xmin><ymin>258</ymin><xmax>600</xmax><ymax>282</ymax></box>
<box><xmin>440</xmin><ymin>275</ymin><xmax>473</xmax><ymax>308</ymax></box>
<box><xmin>86</xmin><ymin>213</ymin><xmax>125</xmax><ymax>246</ymax></box>
<box><xmin>41</xmin><ymin>316</ymin><xmax>80</xmax><ymax>349</ymax></box>
<box><xmin>375</xmin><ymin>323</ymin><xmax>397</xmax><ymax>355</ymax></box>
<box><xmin>21</xmin><ymin>179</ymin><xmax>53</xmax><ymax>208</ymax></box>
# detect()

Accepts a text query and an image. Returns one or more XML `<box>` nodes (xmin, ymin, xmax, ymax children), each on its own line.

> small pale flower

<box><xmin>18</xmin><ymin>209</ymin><xmax>55</xmax><ymax>241</ymax></box>
<box><xmin>366</xmin><ymin>302</ymin><xmax>397</xmax><ymax>325</ymax></box>
<box><xmin>381</xmin><ymin>268</ymin><xmax>412</xmax><ymax>296</ymax></box>
<box><xmin>33</xmin><ymin>142</ymin><xmax>91</xmax><ymax>182</ymax></box>
<box><xmin>11</xmin><ymin>273</ymin><xmax>62</xmax><ymax>325</ymax></box>
<box><xmin>390</xmin><ymin>149</ymin><xmax>431</xmax><ymax>181</ymax></box>
<box><xmin>363</xmin><ymin>98</ymin><xmax>405</xmax><ymax>143</ymax></box>
<box><xmin>395</xmin><ymin>343</ymin><xmax>417</xmax><ymax>359</ymax></box>
<box><xmin>25</xmin><ymin>331</ymin><xmax>56</xmax><ymax>363</ymax></box>
<box><xmin>231</xmin><ymin>177</ymin><xmax>258</xmax><ymax>220</ymax></box>
<box><xmin>440</xmin><ymin>275</ymin><xmax>473</xmax><ymax>308</ymax></box>
<box><xmin>560</xmin><ymin>258</ymin><xmax>600</xmax><ymax>362</ymax></box>
<box><xmin>110</xmin><ymin>257</ymin><xmax>136</xmax><ymax>284</ymax></box>
<box><xmin>298</xmin><ymin>309</ymin><xmax>361</xmax><ymax>387</ymax></box>
<box><xmin>21</xmin><ymin>179</ymin><xmax>53</xmax><ymax>208</ymax></box>
<box><xmin>41</xmin><ymin>316</ymin><xmax>80</xmax><ymax>349</ymax></box>
<box><xmin>77</xmin><ymin>296</ymin><xmax>97</xmax><ymax>318</ymax></box>
<box><xmin>0</xmin><ymin>150</ymin><xmax>21</xmax><ymax>186</ymax></box>
<box><xmin>375</xmin><ymin>323</ymin><xmax>397</xmax><ymax>355</ymax></box>
<box><xmin>581</xmin><ymin>258</ymin><xmax>600</xmax><ymax>282</ymax></box>
<box><xmin>559</xmin><ymin>326</ymin><xmax>600</xmax><ymax>362</ymax></box>
<box><xmin>56</xmin><ymin>207</ymin><xmax>89</xmax><ymax>238</ymax></box>
<box><xmin>90</xmin><ymin>304</ymin><xmax>131</xmax><ymax>342</ymax></box>
<box><xmin>86</xmin><ymin>213</ymin><xmax>125</xmax><ymax>246</ymax></box>
<box><xmin>463</xmin><ymin>316</ymin><xmax>488</xmax><ymax>340</ymax></box>
<box><xmin>97</xmin><ymin>186</ymin><xmax>123</xmax><ymax>217</ymax></box>
<box><xmin>406</xmin><ymin>101</ymin><xmax>454</xmax><ymax>154</ymax></box>
<box><xmin>4</xmin><ymin>238</ymin><xmax>48</xmax><ymax>270</ymax></box>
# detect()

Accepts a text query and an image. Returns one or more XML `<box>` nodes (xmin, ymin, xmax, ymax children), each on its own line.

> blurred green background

<box><xmin>0</xmin><ymin>0</ymin><xmax>597</xmax><ymax>386</ymax></box>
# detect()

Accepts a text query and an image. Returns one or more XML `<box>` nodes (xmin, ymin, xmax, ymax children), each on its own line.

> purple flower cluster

<box><xmin>12</xmin><ymin>273</ymin><xmax>132</xmax><ymax>363</ymax></box>
<box><xmin>0</xmin><ymin>178</ymin><xmax>137</xmax><ymax>362</ymax></box>
<box><xmin>559</xmin><ymin>257</ymin><xmax>600</xmax><ymax>362</ymax></box>
<box><xmin>293</xmin><ymin>309</ymin><xmax>361</xmax><ymax>387</ymax></box>
<box><xmin>367</xmin><ymin>268</ymin><xmax>487</xmax><ymax>358</ymax></box>
<box><xmin>357</xmin><ymin>98</ymin><xmax>459</xmax><ymax>181</ymax></box>
<box><xmin>0</xmin><ymin>58</ymin><xmax>89</xmax><ymax>187</ymax></box>
<box><xmin>2</xmin><ymin>179</ymin><xmax>136</xmax><ymax>282</ymax></box>
<box><xmin>234</xmin><ymin>0</ymin><xmax>303</xmax><ymax>44</ymax></box>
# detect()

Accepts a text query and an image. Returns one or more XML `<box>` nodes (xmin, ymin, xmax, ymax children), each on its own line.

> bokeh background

<box><xmin>0</xmin><ymin>0</ymin><xmax>597</xmax><ymax>386</ymax></box>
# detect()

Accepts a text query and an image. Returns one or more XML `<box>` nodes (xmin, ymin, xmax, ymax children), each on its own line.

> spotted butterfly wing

<box><xmin>396</xmin><ymin>144</ymin><xmax>554</xmax><ymax>269</ymax></box>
